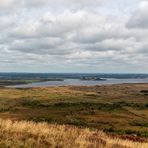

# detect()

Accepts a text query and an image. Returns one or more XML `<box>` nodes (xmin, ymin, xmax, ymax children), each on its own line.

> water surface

<box><xmin>8</xmin><ymin>78</ymin><xmax>148</xmax><ymax>88</ymax></box>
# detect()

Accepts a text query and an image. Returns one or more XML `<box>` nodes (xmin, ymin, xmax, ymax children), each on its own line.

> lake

<box><xmin>8</xmin><ymin>78</ymin><xmax>148</xmax><ymax>88</ymax></box>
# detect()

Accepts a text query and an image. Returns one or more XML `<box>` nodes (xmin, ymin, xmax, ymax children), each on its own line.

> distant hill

<box><xmin>0</xmin><ymin>73</ymin><xmax>148</xmax><ymax>80</ymax></box>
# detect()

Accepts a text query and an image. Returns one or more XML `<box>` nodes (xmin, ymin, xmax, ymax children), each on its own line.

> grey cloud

<box><xmin>9</xmin><ymin>38</ymin><xmax>69</xmax><ymax>55</ymax></box>
<box><xmin>83</xmin><ymin>38</ymin><xmax>137</xmax><ymax>52</ymax></box>
<box><xmin>127</xmin><ymin>1</ymin><xmax>148</xmax><ymax>29</ymax></box>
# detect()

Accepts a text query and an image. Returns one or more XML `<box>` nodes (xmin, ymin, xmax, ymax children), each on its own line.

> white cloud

<box><xmin>0</xmin><ymin>0</ymin><xmax>148</xmax><ymax>72</ymax></box>
<box><xmin>0</xmin><ymin>0</ymin><xmax>107</xmax><ymax>10</ymax></box>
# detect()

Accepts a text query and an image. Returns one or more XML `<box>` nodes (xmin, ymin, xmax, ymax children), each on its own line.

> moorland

<box><xmin>0</xmin><ymin>83</ymin><xmax>148</xmax><ymax>139</ymax></box>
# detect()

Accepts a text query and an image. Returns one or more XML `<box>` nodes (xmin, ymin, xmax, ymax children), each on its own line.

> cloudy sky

<box><xmin>0</xmin><ymin>0</ymin><xmax>148</xmax><ymax>73</ymax></box>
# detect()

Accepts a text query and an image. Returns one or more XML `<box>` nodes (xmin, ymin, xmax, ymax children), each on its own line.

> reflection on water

<box><xmin>8</xmin><ymin>78</ymin><xmax>148</xmax><ymax>88</ymax></box>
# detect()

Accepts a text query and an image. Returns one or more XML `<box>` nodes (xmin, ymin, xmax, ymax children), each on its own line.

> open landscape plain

<box><xmin>0</xmin><ymin>83</ymin><xmax>148</xmax><ymax>147</ymax></box>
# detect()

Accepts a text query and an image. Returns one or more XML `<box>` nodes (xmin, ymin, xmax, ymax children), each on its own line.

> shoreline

<box><xmin>6</xmin><ymin>81</ymin><xmax>148</xmax><ymax>89</ymax></box>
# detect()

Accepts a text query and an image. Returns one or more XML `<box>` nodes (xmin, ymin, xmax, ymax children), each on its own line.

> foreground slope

<box><xmin>0</xmin><ymin>119</ymin><xmax>147</xmax><ymax>148</ymax></box>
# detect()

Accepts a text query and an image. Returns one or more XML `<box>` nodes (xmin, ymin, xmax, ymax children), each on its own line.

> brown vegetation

<box><xmin>0</xmin><ymin>84</ymin><xmax>148</xmax><ymax>138</ymax></box>
<box><xmin>0</xmin><ymin>118</ymin><xmax>148</xmax><ymax>148</ymax></box>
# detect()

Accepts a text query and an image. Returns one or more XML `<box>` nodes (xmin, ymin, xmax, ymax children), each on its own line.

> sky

<box><xmin>0</xmin><ymin>0</ymin><xmax>148</xmax><ymax>73</ymax></box>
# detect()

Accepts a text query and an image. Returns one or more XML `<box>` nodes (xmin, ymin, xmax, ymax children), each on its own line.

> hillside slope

<box><xmin>0</xmin><ymin>119</ymin><xmax>147</xmax><ymax>148</ymax></box>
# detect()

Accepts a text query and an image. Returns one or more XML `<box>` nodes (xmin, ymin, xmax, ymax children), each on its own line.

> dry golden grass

<box><xmin>0</xmin><ymin>118</ymin><xmax>147</xmax><ymax>148</ymax></box>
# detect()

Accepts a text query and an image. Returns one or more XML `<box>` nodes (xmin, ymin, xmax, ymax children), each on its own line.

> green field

<box><xmin>0</xmin><ymin>84</ymin><xmax>148</xmax><ymax>137</ymax></box>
